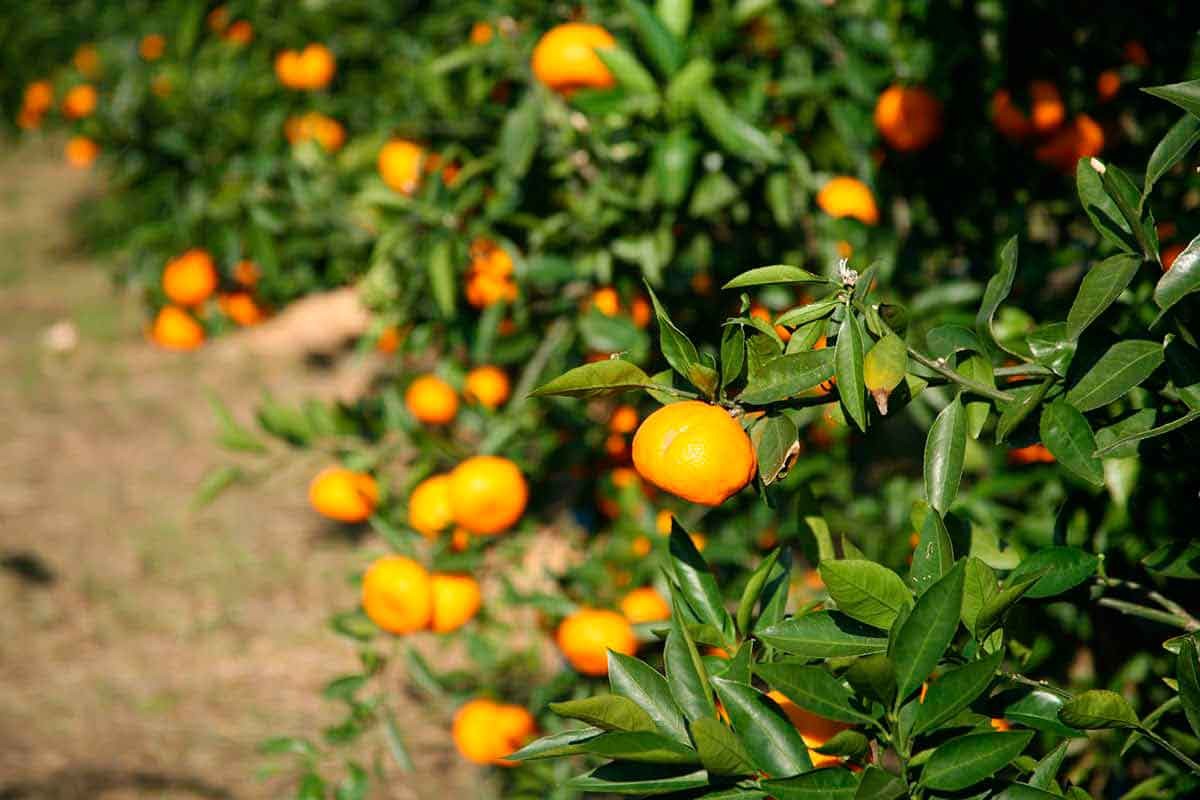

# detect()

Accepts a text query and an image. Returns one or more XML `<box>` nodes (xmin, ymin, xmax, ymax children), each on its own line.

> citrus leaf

<box><xmin>711</xmin><ymin>676</ymin><xmax>813</xmax><ymax>775</ymax></box>
<box><xmin>753</xmin><ymin>661</ymin><xmax>876</xmax><ymax>725</ymax></box>
<box><xmin>1177</xmin><ymin>638</ymin><xmax>1200</xmax><ymax>738</ymax></box>
<box><xmin>565</xmin><ymin>763</ymin><xmax>709</xmax><ymax>795</ymax></box>
<box><xmin>976</xmin><ymin>236</ymin><xmax>1020</xmax><ymax>354</ymax></box>
<box><xmin>1039</xmin><ymin>400</ymin><xmax>1102</xmax><ymax>486</ymax></box>
<box><xmin>764</xmin><ymin>768</ymin><xmax>859</xmax><ymax>800</ymax></box>
<box><xmin>1065</xmin><ymin>254</ymin><xmax>1142</xmax><ymax>340</ymax></box>
<box><xmin>891</xmin><ymin>560</ymin><xmax>965</xmax><ymax>702</ymax></box>
<box><xmin>912</xmin><ymin>649</ymin><xmax>1004</xmax><ymax>736</ymax></box>
<box><xmin>820</xmin><ymin>559</ymin><xmax>913</xmax><ymax>630</ymax></box>
<box><xmin>1145</xmin><ymin>113</ymin><xmax>1200</xmax><ymax>197</ymax></box>
<box><xmin>549</xmin><ymin>695</ymin><xmax>657</xmax><ymax>733</ymax></box>
<box><xmin>756</xmin><ymin>611</ymin><xmax>888</xmax><ymax>659</ymax></box>
<box><xmin>722</xmin><ymin>264</ymin><xmax>827</xmax><ymax>290</ymax></box>
<box><xmin>1006</xmin><ymin>547</ymin><xmax>1099</xmax><ymax>599</ymax></box>
<box><xmin>738</xmin><ymin>348</ymin><xmax>835</xmax><ymax>405</ymax></box>
<box><xmin>920</xmin><ymin>731</ymin><xmax>1034</xmax><ymax>791</ymax></box>
<box><xmin>608</xmin><ymin>652</ymin><xmax>690</xmax><ymax>744</ymax></box>
<box><xmin>1154</xmin><ymin>232</ymin><xmax>1200</xmax><ymax>313</ymax></box>
<box><xmin>1059</xmin><ymin>690</ymin><xmax>1139</xmax><ymax>729</ymax></box>
<box><xmin>690</xmin><ymin>717</ymin><xmax>755</xmax><ymax>776</ymax></box>
<box><xmin>531</xmin><ymin>359</ymin><xmax>655</xmax><ymax>398</ymax></box>
<box><xmin>924</xmin><ymin>397</ymin><xmax>967</xmax><ymax>513</ymax></box>
<box><xmin>1065</xmin><ymin>340</ymin><xmax>1163</xmax><ymax>412</ymax></box>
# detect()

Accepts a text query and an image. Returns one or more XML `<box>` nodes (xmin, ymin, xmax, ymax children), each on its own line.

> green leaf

<box><xmin>664</xmin><ymin>58</ymin><xmax>713</xmax><ymax>117</ymax></box>
<box><xmin>621</xmin><ymin>0</ymin><xmax>684</xmax><ymax>76</ymax></box>
<box><xmin>836</xmin><ymin>311</ymin><xmax>868</xmax><ymax>431</ymax></box>
<box><xmin>960</xmin><ymin>354</ymin><xmax>994</xmax><ymax>439</ymax></box>
<box><xmin>738</xmin><ymin>349</ymin><xmax>835</xmax><ymax>405</ymax></box>
<box><xmin>1097</xmin><ymin>163</ymin><xmax>1153</xmax><ymax>260</ymax></box>
<box><xmin>1143</xmin><ymin>541</ymin><xmax>1200</xmax><ymax>580</ymax></box>
<box><xmin>1093</xmin><ymin>408</ymin><xmax>1200</xmax><ymax>458</ymax></box>
<box><xmin>549</xmin><ymin>695</ymin><xmax>657</xmax><ymax>733</ymax></box>
<box><xmin>1058</xmin><ymin>690</ymin><xmax>1139</xmax><ymax>729</ymax></box>
<box><xmin>665</xmin><ymin>591</ymin><xmax>716</xmax><ymax>721</ymax></box>
<box><xmin>891</xmin><ymin>561</ymin><xmax>965</xmax><ymax>702</ymax></box>
<box><xmin>1065</xmin><ymin>340</ymin><xmax>1164</xmax><ymax>412</ymax></box>
<box><xmin>976</xmin><ymin>236</ymin><xmax>1020</xmax><ymax>353</ymax></box>
<box><xmin>576</xmin><ymin>731</ymin><xmax>700</xmax><ymax>764</ymax></box>
<box><xmin>609</xmin><ymin>652</ymin><xmax>690</xmax><ymax>744</ymax></box>
<box><xmin>924</xmin><ymin>397</ymin><xmax>967</xmax><ymax>514</ymax></box>
<box><xmin>751</xmin><ymin>415</ymin><xmax>800</xmax><ymax>486</ymax></box>
<box><xmin>1143</xmin><ymin>79</ymin><xmax>1200</xmax><ymax>120</ymax></box>
<box><xmin>565</xmin><ymin>763</ymin><xmax>709</xmax><ymax>795</ymax></box>
<box><xmin>645</xmin><ymin>283</ymin><xmax>710</xmax><ymax>393</ymax></box>
<box><xmin>192</xmin><ymin>464</ymin><xmax>244</xmax><ymax>509</ymax></box>
<box><xmin>737</xmin><ymin>549</ymin><xmax>782</xmax><ymax>635</ymax></box>
<box><xmin>912</xmin><ymin>650</ymin><xmax>1004</xmax><ymax>736</ymax></box>
<box><xmin>854</xmin><ymin>766</ymin><xmax>907</xmax><ymax>800</ymax></box>
<box><xmin>927</xmin><ymin>325</ymin><xmax>985</xmax><ymax>359</ymax></box>
<box><xmin>1145</xmin><ymin>114</ymin><xmax>1200</xmax><ymax>197</ymax></box>
<box><xmin>1077</xmin><ymin>160</ymin><xmax>1138</xmax><ymax>254</ymax></box>
<box><xmin>814</xmin><ymin>730</ymin><xmax>870</xmax><ymax>757</ymax></box>
<box><xmin>1028</xmin><ymin>323</ymin><xmax>1077</xmax><ymax>376</ymax></box>
<box><xmin>723</xmin><ymin>265</ymin><xmax>827</xmax><ymax>290</ymax></box>
<box><xmin>910</xmin><ymin>510</ymin><xmax>954</xmax><ymax>595</ymax></box>
<box><xmin>720</xmin><ymin>323</ymin><xmax>746</xmax><ymax>389</ymax></box>
<box><xmin>1001</xmin><ymin>689</ymin><xmax>1081</xmax><ymax>738</ymax></box>
<box><xmin>531</xmin><ymin>359</ymin><xmax>655</xmax><ymax>398</ymax></box>
<box><xmin>655</xmin><ymin>0</ymin><xmax>692</xmax><ymax>37</ymax></box>
<box><xmin>508</xmin><ymin>727</ymin><xmax>605</xmax><ymax>761</ymax></box>
<box><xmin>1166</xmin><ymin>334</ymin><xmax>1200</xmax><ymax>410</ymax></box>
<box><xmin>711</xmin><ymin>676</ymin><xmax>813</xmax><ymax>775</ymax></box>
<box><xmin>961</xmin><ymin>557</ymin><xmax>999</xmax><ymax>635</ymax></box>
<box><xmin>763</xmin><ymin>768</ymin><xmax>860</xmax><ymax>800</ymax></box>
<box><xmin>691</xmin><ymin>717</ymin><xmax>756</xmax><ymax>776</ymax></box>
<box><xmin>777</xmin><ymin>299</ymin><xmax>841</xmax><ymax>329</ymax></box>
<box><xmin>1039</xmin><ymin>400</ymin><xmax>1103</xmax><ymax>486</ymax></box>
<box><xmin>844</xmin><ymin>654</ymin><xmax>897</xmax><ymax>708</ymax></box>
<box><xmin>1154</xmin><ymin>233</ymin><xmax>1200</xmax><ymax>312</ymax></box>
<box><xmin>756</xmin><ymin>611</ymin><xmax>888</xmax><ymax>659</ymax></box>
<box><xmin>996</xmin><ymin>380</ymin><xmax>1052</xmax><ymax>444</ymax></box>
<box><xmin>864</xmin><ymin>334</ymin><xmax>908</xmax><ymax>415</ymax></box>
<box><xmin>695</xmin><ymin>89</ymin><xmax>783</xmax><ymax>164</ymax></box>
<box><xmin>755</xmin><ymin>550</ymin><xmax>794</xmax><ymax>634</ymax></box>
<box><xmin>920</xmin><ymin>731</ymin><xmax>1035</xmax><ymax>791</ymax></box>
<box><xmin>975</xmin><ymin>572</ymin><xmax>1045</xmax><ymax>635</ymax></box>
<box><xmin>820</xmin><ymin>560</ymin><xmax>913</xmax><ymax>630</ymax></box>
<box><xmin>753</xmin><ymin>662</ymin><xmax>875</xmax><ymax>725</ymax></box>
<box><xmin>1006</xmin><ymin>547</ymin><xmax>1099</xmax><ymax>599</ymax></box>
<box><xmin>596</xmin><ymin>46</ymin><xmax>659</xmax><ymax>95</ymax></box>
<box><xmin>497</xmin><ymin>92</ymin><xmax>541</xmax><ymax>180</ymax></box>
<box><xmin>207</xmin><ymin>392</ymin><xmax>267</xmax><ymax>453</ymax></box>
<box><xmin>670</xmin><ymin>522</ymin><xmax>733</xmax><ymax>639</ymax></box>
<box><xmin>1177</xmin><ymin>639</ymin><xmax>1200</xmax><ymax>738</ymax></box>
<box><xmin>1065</xmin><ymin>254</ymin><xmax>1142</xmax><ymax>340</ymax></box>
<box><xmin>381</xmin><ymin>709</ymin><xmax>415</xmax><ymax>772</ymax></box>
<box><xmin>1029</xmin><ymin>740</ymin><xmax>1069</xmax><ymax>790</ymax></box>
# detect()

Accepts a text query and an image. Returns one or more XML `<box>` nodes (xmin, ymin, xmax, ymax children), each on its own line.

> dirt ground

<box><xmin>0</xmin><ymin>142</ymin><xmax>483</xmax><ymax>798</ymax></box>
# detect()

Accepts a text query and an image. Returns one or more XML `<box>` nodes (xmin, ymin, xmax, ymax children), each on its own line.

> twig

<box><xmin>1097</xmin><ymin>598</ymin><xmax>1195</xmax><ymax>630</ymax></box>
<box><xmin>906</xmin><ymin>346</ymin><xmax>1016</xmax><ymax>404</ymax></box>
<box><xmin>1139</xmin><ymin>726</ymin><xmax>1200</xmax><ymax>775</ymax></box>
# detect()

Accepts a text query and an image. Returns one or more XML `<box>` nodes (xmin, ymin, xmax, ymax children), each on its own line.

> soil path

<box><xmin>0</xmin><ymin>141</ymin><xmax>481</xmax><ymax>799</ymax></box>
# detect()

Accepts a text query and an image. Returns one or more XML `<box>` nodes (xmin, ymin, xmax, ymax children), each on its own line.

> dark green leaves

<box><xmin>909</xmin><ymin>511</ymin><xmax>954</xmax><ymax>594</ymax></box>
<box><xmin>1143</xmin><ymin>79</ymin><xmax>1200</xmax><ymax>121</ymax></box>
<box><xmin>608</xmin><ymin>653</ymin><xmax>690</xmax><ymax>744</ymax></box>
<box><xmin>738</xmin><ymin>349</ymin><xmax>835</xmax><ymax>405</ymax></box>
<box><xmin>1065</xmin><ymin>340</ymin><xmax>1163</xmax><ymax>412</ymax></box>
<box><xmin>820</xmin><ymin>560</ymin><xmax>913</xmax><ymax>630</ymax></box>
<box><xmin>1077</xmin><ymin>159</ymin><xmax>1138</xmax><ymax>254</ymax></box>
<box><xmin>924</xmin><ymin>397</ymin><xmax>967</xmax><ymax>514</ymax></box>
<box><xmin>1177</xmin><ymin>639</ymin><xmax>1200</xmax><ymax>738</ymax></box>
<box><xmin>712</xmin><ymin>677</ymin><xmax>813</xmax><ymax>776</ymax></box>
<box><xmin>977</xmin><ymin>236</ymin><xmax>1019</xmax><ymax>351</ymax></box>
<box><xmin>1039</xmin><ymin>400</ymin><xmax>1102</xmax><ymax>486</ymax></box>
<box><xmin>722</xmin><ymin>265</ymin><xmax>827</xmax><ymax>289</ymax></box>
<box><xmin>690</xmin><ymin>717</ymin><xmax>755</xmax><ymax>776</ymax></box>
<box><xmin>1058</xmin><ymin>690</ymin><xmax>1139</xmax><ymax>729</ymax></box>
<box><xmin>695</xmin><ymin>88</ymin><xmax>783</xmax><ymax>165</ymax></box>
<box><xmin>565</xmin><ymin>763</ymin><xmax>709</xmax><ymax>795</ymax></box>
<box><xmin>665</xmin><ymin>593</ymin><xmax>716</xmax><ymax>720</ymax></box>
<box><xmin>753</xmin><ymin>662</ymin><xmax>875</xmax><ymax>724</ymax></box>
<box><xmin>920</xmin><ymin>731</ymin><xmax>1034</xmax><ymax>791</ymax></box>
<box><xmin>1145</xmin><ymin>114</ymin><xmax>1200</xmax><ymax>197</ymax></box>
<box><xmin>891</xmin><ymin>560</ymin><xmax>965</xmax><ymax>702</ymax></box>
<box><xmin>863</xmin><ymin>334</ymin><xmax>908</xmax><ymax>414</ymax></box>
<box><xmin>1007</xmin><ymin>547</ymin><xmax>1099</xmax><ymax>599</ymax></box>
<box><xmin>549</xmin><ymin>695</ymin><xmax>657</xmax><ymax>732</ymax></box>
<box><xmin>497</xmin><ymin>92</ymin><xmax>541</xmax><ymax>180</ymax></box>
<box><xmin>756</xmin><ymin>611</ymin><xmax>888</xmax><ymax>659</ymax></box>
<box><xmin>622</xmin><ymin>0</ymin><xmax>684</xmax><ymax>77</ymax></box>
<box><xmin>763</xmin><ymin>768</ymin><xmax>859</xmax><ymax>799</ymax></box>
<box><xmin>531</xmin><ymin>359</ymin><xmax>655</xmax><ymax>398</ymax></box>
<box><xmin>1144</xmin><ymin>541</ymin><xmax>1200</xmax><ymax>580</ymax></box>
<box><xmin>646</xmin><ymin>284</ymin><xmax>716</xmax><ymax>396</ymax></box>
<box><xmin>912</xmin><ymin>650</ymin><xmax>1004</xmax><ymax>736</ymax></box>
<box><xmin>836</xmin><ymin>311</ymin><xmax>868</xmax><ymax>431</ymax></box>
<box><xmin>669</xmin><ymin>524</ymin><xmax>734</xmax><ymax>639</ymax></box>
<box><xmin>1154</xmin><ymin>233</ymin><xmax>1200</xmax><ymax>313</ymax></box>
<box><xmin>1065</xmin><ymin>255</ymin><xmax>1141</xmax><ymax>340</ymax></box>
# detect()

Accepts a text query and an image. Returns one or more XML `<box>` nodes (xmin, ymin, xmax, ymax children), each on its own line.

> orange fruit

<box><xmin>1007</xmin><ymin>443</ymin><xmax>1056</xmax><ymax>465</ymax></box>
<box><xmin>591</xmin><ymin>287</ymin><xmax>621</xmax><ymax>316</ymax></box>
<box><xmin>17</xmin><ymin>107</ymin><xmax>42</xmax><ymax>130</ymax></box>
<box><xmin>64</xmin><ymin>136</ymin><xmax>99</xmax><ymax>168</ymax></box>
<box><xmin>556</xmin><ymin>608</ymin><xmax>637</xmax><ymax>676</ymax></box>
<box><xmin>750</xmin><ymin>303</ymin><xmax>792</xmax><ymax>342</ymax></box>
<box><xmin>162</xmin><ymin>248</ymin><xmax>218</xmax><ymax>307</ymax></box>
<box><xmin>632</xmin><ymin>401</ymin><xmax>757</xmax><ymax>506</ymax></box>
<box><xmin>465</xmin><ymin>239</ymin><xmax>518</xmax><ymax>308</ymax></box>
<box><xmin>531</xmin><ymin>23</ymin><xmax>616</xmax><ymax>93</ymax></box>
<box><xmin>233</xmin><ymin>259</ymin><xmax>260</xmax><ymax>288</ymax></box>
<box><xmin>61</xmin><ymin>84</ymin><xmax>97</xmax><ymax>119</ymax></box>
<box><xmin>150</xmin><ymin>306</ymin><xmax>205</xmax><ymax>350</ymax></box>
<box><xmin>224</xmin><ymin>20</ymin><xmax>254</xmax><ymax>45</ymax></box>
<box><xmin>1123</xmin><ymin>40</ymin><xmax>1150</xmax><ymax>68</ymax></box>
<box><xmin>990</xmin><ymin>718</ymin><xmax>1012</xmax><ymax>732</ymax></box>
<box><xmin>630</xmin><ymin>295</ymin><xmax>652</xmax><ymax>328</ymax></box>
<box><xmin>405</xmin><ymin>374</ymin><xmax>458</xmax><ymax>425</ymax></box>
<box><xmin>1035</xmin><ymin>114</ymin><xmax>1104</xmax><ymax>172</ymax></box>
<box><xmin>464</xmin><ymin>365</ymin><xmax>511</xmax><ymax>409</ymax></box>
<box><xmin>449</xmin><ymin>455</ymin><xmax>528</xmax><ymax>535</ymax></box>
<box><xmin>408</xmin><ymin>474</ymin><xmax>455</xmax><ymax>539</ymax></box>
<box><xmin>217</xmin><ymin>292</ymin><xmax>268</xmax><ymax>326</ymax></box>
<box><xmin>207</xmin><ymin>5</ymin><xmax>230</xmax><ymax>33</ymax></box>
<box><xmin>620</xmin><ymin>587</ymin><xmax>671</xmax><ymax>624</ymax></box>
<box><xmin>1163</xmin><ymin>243</ymin><xmax>1185</xmax><ymax>271</ymax></box>
<box><xmin>140</xmin><ymin>34</ymin><xmax>166</xmax><ymax>61</ymax></box>
<box><xmin>874</xmin><ymin>84</ymin><xmax>942</xmax><ymax>151</ymax></box>
<box><xmin>816</xmin><ymin>177</ymin><xmax>879</xmax><ymax>225</ymax></box>
<box><xmin>991</xmin><ymin>89</ymin><xmax>1032</xmax><ymax>141</ymax></box>
<box><xmin>378</xmin><ymin>139</ymin><xmax>425</xmax><ymax>195</ymax></box>
<box><xmin>470</xmin><ymin>22</ymin><xmax>494</xmax><ymax>45</ymax></box>
<box><xmin>299</xmin><ymin>43</ymin><xmax>336</xmax><ymax>89</ymax></box>
<box><xmin>430</xmin><ymin>573</ymin><xmax>482</xmax><ymax>633</ymax></box>
<box><xmin>656</xmin><ymin>509</ymin><xmax>674</xmax><ymax>535</ymax></box>
<box><xmin>308</xmin><ymin>466</ymin><xmax>379</xmax><ymax>523</ymax></box>
<box><xmin>768</xmin><ymin>690</ymin><xmax>852</xmax><ymax>768</ymax></box>
<box><xmin>361</xmin><ymin>555</ymin><xmax>432</xmax><ymax>634</ymax></box>
<box><xmin>284</xmin><ymin>112</ymin><xmax>345</xmax><ymax>152</ymax></box>
<box><xmin>609</xmin><ymin>405</ymin><xmax>639</xmax><ymax>434</ymax></box>
<box><xmin>274</xmin><ymin>50</ymin><xmax>304</xmax><ymax>87</ymax></box>
<box><xmin>1097</xmin><ymin>70</ymin><xmax>1121</xmax><ymax>102</ymax></box>
<box><xmin>376</xmin><ymin>325</ymin><xmax>402</xmax><ymax>354</ymax></box>
<box><xmin>453</xmin><ymin>699</ymin><xmax>537</xmax><ymax>766</ymax></box>
<box><xmin>631</xmin><ymin>535</ymin><xmax>652</xmax><ymax>557</ymax></box>
<box><xmin>23</xmin><ymin>80</ymin><xmax>53</xmax><ymax>115</ymax></box>
<box><xmin>73</xmin><ymin>44</ymin><xmax>100</xmax><ymax>77</ymax></box>
<box><xmin>1030</xmin><ymin>80</ymin><xmax>1065</xmax><ymax>134</ymax></box>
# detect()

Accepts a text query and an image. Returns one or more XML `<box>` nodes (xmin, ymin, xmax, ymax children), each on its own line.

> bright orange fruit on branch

<box><xmin>449</xmin><ymin>455</ymin><xmax>528</xmax><ymax>535</ymax></box>
<box><xmin>430</xmin><ymin>573</ymin><xmax>482</xmax><ymax>633</ymax></box>
<box><xmin>140</xmin><ymin>34</ymin><xmax>166</xmax><ymax>61</ymax></box>
<box><xmin>632</xmin><ymin>401</ymin><xmax>757</xmax><ymax>506</ymax></box>
<box><xmin>308</xmin><ymin>466</ymin><xmax>379</xmax><ymax>523</ymax></box>
<box><xmin>64</xmin><ymin>136</ymin><xmax>99</xmax><ymax>168</ymax></box>
<box><xmin>453</xmin><ymin>699</ymin><xmax>536</xmax><ymax>766</ymax></box>
<box><xmin>405</xmin><ymin>374</ymin><xmax>459</xmax><ymax>425</ymax></box>
<box><xmin>61</xmin><ymin>84</ymin><xmax>97</xmax><ymax>119</ymax></box>
<box><xmin>284</xmin><ymin>112</ymin><xmax>345</xmax><ymax>152</ymax></box>
<box><xmin>816</xmin><ymin>177</ymin><xmax>879</xmax><ymax>225</ymax></box>
<box><xmin>275</xmin><ymin>44</ymin><xmax>335</xmax><ymax>90</ymax></box>
<box><xmin>991</xmin><ymin>89</ymin><xmax>1032</xmax><ymax>141</ymax></box>
<box><xmin>1029</xmin><ymin>80</ymin><xmax>1065</xmax><ymax>134</ymax></box>
<box><xmin>218</xmin><ymin>292</ymin><xmax>268</xmax><ymax>326</ymax></box>
<box><xmin>620</xmin><ymin>587</ymin><xmax>671</xmax><ymax>623</ymax></box>
<box><xmin>609</xmin><ymin>405</ymin><xmax>639</xmax><ymax>434</ymax></box>
<box><xmin>378</xmin><ymin>139</ymin><xmax>425</xmax><ymax>195</ymax></box>
<box><xmin>532</xmin><ymin>23</ymin><xmax>616</xmax><ymax>93</ymax></box>
<box><xmin>408</xmin><ymin>474</ymin><xmax>455</xmax><ymax>539</ymax></box>
<box><xmin>556</xmin><ymin>608</ymin><xmax>637</xmax><ymax>676</ymax></box>
<box><xmin>162</xmin><ymin>249</ymin><xmax>217</xmax><ymax>307</ymax></box>
<box><xmin>465</xmin><ymin>238</ymin><xmax>518</xmax><ymax>308</ymax></box>
<box><xmin>464</xmin><ymin>365</ymin><xmax>511</xmax><ymax>409</ymax></box>
<box><xmin>23</xmin><ymin>80</ymin><xmax>53</xmax><ymax>115</ymax></box>
<box><xmin>73</xmin><ymin>44</ymin><xmax>100</xmax><ymax>77</ymax></box>
<box><xmin>874</xmin><ymin>84</ymin><xmax>942</xmax><ymax>151</ymax></box>
<box><xmin>150</xmin><ymin>306</ymin><xmax>205</xmax><ymax>350</ymax></box>
<box><xmin>361</xmin><ymin>555</ymin><xmax>433</xmax><ymax>634</ymax></box>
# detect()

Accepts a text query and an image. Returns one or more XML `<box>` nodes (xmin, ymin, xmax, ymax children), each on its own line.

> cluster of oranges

<box><xmin>206</xmin><ymin>5</ymin><xmax>254</xmax><ymax>45</ymax></box>
<box><xmin>404</xmin><ymin>366</ymin><xmax>514</xmax><ymax>427</ymax></box>
<box><xmin>406</xmin><ymin>455</ymin><xmax>528</xmax><ymax>541</ymax></box>
<box><xmin>283</xmin><ymin>112</ymin><xmax>346</xmax><ymax>153</ymax></box>
<box><xmin>139</xmin><ymin>34</ymin><xmax>166</xmax><ymax>62</ymax></box>
<box><xmin>150</xmin><ymin>248</ymin><xmax>268</xmax><ymax>350</ymax></box>
<box><xmin>452</xmin><ymin>698</ymin><xmax>537</xmax><ymax>767</ymax></box>
<box><xmin>991</xmin><ymin>80</ymin><xmax>1104</xmax><ymax>172</ymax></box>
<box><xmin>274</xmin><ymin>43</ymin><xmax>336</xmax><ymax>91</ymax></box>
<box><xmin>361</xmin><ymin>555</ymin><xmax>482</xmax><ymax>635</ymax></box>
<box><xmin>465</xmin><ymin>238</ymin><xmax>518</xmax><ymax>309</ymax></box>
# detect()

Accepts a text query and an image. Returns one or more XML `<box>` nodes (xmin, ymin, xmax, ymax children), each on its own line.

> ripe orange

<box><xmin>1163</xmin><ymin>243</ymin><xmax>1185</xmax><ymax>271</ymax></box>
<box><xmin>17</xmin><ymin>107</ymin><xmax>42</xmax><ymax>130</ymax></box>
<box><xmin>816</xmin><ymin>177</ymin><xmax>879</xmax><ymax>225</ymax></box>
<box><xmin>233</xmin><ymin>259</ymin><xmax>259</xmax><ymax>288</ymax></box>
<box><xmin>609</xmin><ymin>405</ymin><xmax>639</xmax><ymax>434</ymax></box>
<box><xmin>162</xmin><ymin>248</ymin><xmax>218</xmax><ymax>307</ymax></box>
<box><xmin>149</xmin><ymin>306</ymin><xmax>205</xmax><ymax>350</ymax></box>
<box><xmin>23</xmin><ymin>80</ymin><xmax>53</xmax><ymax>115</ymax></box>
<box><xmin>207</xmin><ymin>5</ymin><xmax>230</xmax><ymax>33</ymax></box>
<box><xmin>591</xmin><ymin>287</ymin><xmax>621</xmax><ymax>316</ymax></box>
<box><xmin>1030</xmin><ymin>80</ymin><xmax>1065</xmax><ymax>134</ymax></box>
<box><xmin>632</xmin><ymin>401</ymin><xmax>757</xmax><ymax>506</ymax></box>
<box><xmin>217</xmin><ymin>292</ymin><xmax>268</xmax><ymax>326</ymax></box>
<box><xmin>656</xmin><ymin>509</ymin><xmax>674</xmax><ymax>535</ymax></box>
<box><xmin>991</xmin><ymin>89</ymin><xmax>1032</xmax><ymax>141</ymax></box>
<box><xmin>61</xmin><ymin>84</ymin><xmax>97</xmax><ymax>119</ymax></box>
<box><xmin>556</xmin><ymin>608</ymin><xmax>637</xmax><ymax>675</ymax></box>
<box><xmin>1097</xmin><ymin>70</ymin><xmax>1121</xmax><ymax>102</ymax></box>
<box><xmin>464</xmin><ymin>365</ymin><xmax>511</xmax><ymax>409</ymax></box>
<box><xmin>1034</xmin><ymin>114</ymin><xmax>1104</xmax><ymax>173</ymax></box>
<box><xmin>874</xmin><ymin>84</ymin><xmax>942</xmax><ymax>151</ymax></box>
<box><xmin>430</xmin><ymin>573</ymin><xmax>482</xmax><ymax>633</ymax></box>
<box><xmin>990</xmin><ymin>718</ymin><xmax>1012</xmax><ymax>732</ymax></box>
<box><xmin>630</xmin><ymin>295</ymin><xmax>652</xmax><ymax>328</ymax></box>
<box><xmin>531</xmin><ymin>23</ymin><xmax>616</xmax><ymax>93</ymax></box>
<box><xmin>1007</xmin><ymin>443</ymin><xmax>1056</xmax><ymax>465</ymax></box>
<box><xmin>469</xmin><ymin>22</ymin><xmax>494</xmax><ymax>45</ymax></box>
<box><xmin>73</xmin><ymin>44</ymin><xmax>100</xmax><ymax>77</ymax></box>
<box><xmin>224</xmin><ymin>20</ymin><xmax>254</xmax><ymax>45</ymax></box>
<box><xmin>308</xmin><ymin>466</ymin><xmax>379</xmax><ymax>523</ymax></box>
<box><xmin>64</xmin><ymin>136</ymin><xmax>99</xmax><ymax>168</ymax></box>
<box><xmin>405</xmin><ymin>374</ymin><xmax>459</xmax><ymax>425</ymax></box>
<box><xmin>300</xmin><ymin>44</ymin><xmax>336</xmax><ymax>88</ymax></box>
<box><xmin>376</xmin><ymin>325</ymin><xmax>402</xmax><ymax>354</ymax></box>
<box><xmin>140</xmin><ymin>34</ymin><xmax>166</xmax><ymax>61</ymax></box>
<box><xmin>620</xmin><ymin>587</ymin><xmax>671</xmax><ymax>624</ymax></box>
<box><xmin>284</xmin><ymin>112</ymin><xmax>345</xmax><ymax>152</ymax></box>
<box><xmin>465</xmin><ymin>239</ymin><xmax>518</xmax><ymax>308</ymax></box>
<box><xmin>449</xmin><ymin>455</ymin><xmax>528</xmax><ymax>535</ymax></box>
<box><xmin>453</xmin><ymin>699</ymin><xmax>537</xmax><ymax>766</ymax></box>
<box><xmin>408</xmin><ymin>474</ymin><xmax>455</xmax><ymax>539</ymax></box>
<box><xmin>378</xmin><ymin>139</ymin><xmax>426</xmax><ymax>195</ymax></box>
<box><xmin>631</xmin><ymin>535</ymin><xmax>652</xmax><ymax>557</ymax></box>
<box><xmin>768</xmin><ymin>690</ymin><xmax>852</xmax><ymax>768</ymax></box>
<box><xmin>361</xmin><ymin>555</ymin><xmax>433</xmax><ymax>634</ymax></box>
<box><xmin>274</xmin><ymin>50</ymin><xmax>303</xmax><ymax>86</ymax></box>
